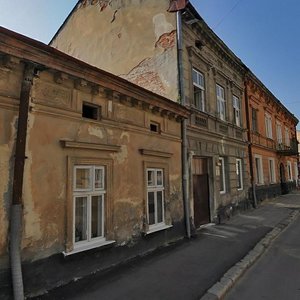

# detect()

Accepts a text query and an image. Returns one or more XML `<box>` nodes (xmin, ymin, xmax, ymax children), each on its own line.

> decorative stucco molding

<box><xmin>60</xmin><ymin>140</ymin><xmax>121</xmax><ymax>152</ymax></box>
<box><xmin>139</xmin><ymin>149</ymin><xmax>173</xmax><ymax>158</ymax></box>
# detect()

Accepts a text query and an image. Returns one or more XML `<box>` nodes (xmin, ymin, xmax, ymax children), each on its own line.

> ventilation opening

<box><xmin>150</xmin><ymin>122</ymin><xmax>160</xmax><ymax>133</ymax></box>
<box><xmin>195</xmin><ymin>40</ymin><xmax>204</xmax><ymax>50</ymax></box>
<box><xmin>82</xmin><ymin>103</ymin><xmax>100</xmax><ymax>120</ymax></box>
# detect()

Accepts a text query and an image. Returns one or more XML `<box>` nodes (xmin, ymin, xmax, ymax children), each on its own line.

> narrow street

<box><xmin>225</xmin><ymin>196</ymin><xmax>300</xmax><ymax>300</ymax></box>
<box><xmin>35</xmin><ymin>194</ymin><xmax>300</xmax><ymax>300</ymax></box>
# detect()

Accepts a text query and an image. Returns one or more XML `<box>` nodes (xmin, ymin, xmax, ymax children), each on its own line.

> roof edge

<box><xmin>48</xmin><ymin>0</ymin><xmax>81</xmax><ymax>45</ymax></box>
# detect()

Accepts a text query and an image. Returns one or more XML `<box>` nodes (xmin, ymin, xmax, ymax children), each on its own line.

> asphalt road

<box><xmin>225</xmin><ymin>214</ymin><xmax>300</xmax><ymax>300</ymax></box>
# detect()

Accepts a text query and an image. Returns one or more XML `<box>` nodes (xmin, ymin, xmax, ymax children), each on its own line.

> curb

<box><xmin>199</xmin><ymin>209</ymin><xmax>300</xmax><ymax>300</ymax></box>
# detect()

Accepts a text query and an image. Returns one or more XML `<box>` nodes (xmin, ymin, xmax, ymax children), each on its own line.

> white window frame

<box><xmin>276</xmin><ymin>121</ymin><xmax>283</xmax><ymax>145</ymax></box>
<box><xmin>147</xmin><ymin>168</ymin><xmax>165</xmax><ymax>231</ymax></box>
<box><xmin>287</xmin><ymin>161</ymin><xmax>292</xmax><ymax>181</ymax></box>
<box><xmin>233</xmin><ymin>95</ymin><xmax>241</xmax><ymax>127</ymax></box>
<box><xmin>236</xmin><ymin>158</ymin><xmax>243</xmax><ymax>190</ymax></box>
<box><xmin>285</xmin><ymin>127</ymin><xmax>290</xmax><ymax>146</ymax></box>
<box><xmin>192</xmin><ymin>68</ymin><xmax>205</xmax><ymax>111</ymax></box>
<box><xmin>265</xmin><ymin>113</ymin><xmax>273</xmax><ymax>139</ymax></box>
<box><xmin>268</xmin><ymin>158</ymin><xmax>276</xmax><ymax>184</ymax></box>
<box><xmin>254</xmin><ymin>155</ymin><xmax>264</xmax><ymax>185</ymax></box>
<box><xmin>216</xmin><ymin>84</ymin><xmax>226</xmax><ymax>121</ymax></box>
<box><xmin>219</xmin><ymin>157</ymin><xmax>226</xmax><ymax>194</ymax></box>
<box><xmin>73</xmin><ymin>166</ymin><xmax>106</xmax><ymax>250</ymax></box>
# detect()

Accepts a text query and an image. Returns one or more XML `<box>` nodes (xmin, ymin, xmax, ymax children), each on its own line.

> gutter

<box><xmin>244</xmin><ymin>77</ymin><xmax>257</xmax><ymax>208</ymax></box>
<box><xmin>176</xmin><ymin>11</ymin><xmax>191</xmax><ymax>238</ymax></box>
<box><xmin>10</xmin><ymin>62</ymin><xmax>35</xmax><ymax>300</ymax></box>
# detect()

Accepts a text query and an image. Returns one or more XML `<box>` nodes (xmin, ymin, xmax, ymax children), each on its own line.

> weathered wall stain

<box><xmin>51</xmin><ymin>0</ymin><xmax>179</xmax><ymax>101</ymax></box>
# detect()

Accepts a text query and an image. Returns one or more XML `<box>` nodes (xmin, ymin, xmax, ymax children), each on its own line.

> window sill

<box><xmin>145</xmin><ymin>224</ymin><xmax>173</xmax><ymax>235</ymax></box>
<box><xmin>63</xmin><ymin>239</ymin><xmax>116</xmax><ymax>256</ymax></box>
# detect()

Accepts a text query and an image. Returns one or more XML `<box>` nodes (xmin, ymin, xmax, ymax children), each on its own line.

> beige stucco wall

<box><xmin>0</xmin><ymin>63</ymin><xmax>183</xmax><ymax>264</ymax></box>
<box><xmin>51</xmin><ymin>0</ymin><xmax>179</xmax><ymax>102</ymax></box>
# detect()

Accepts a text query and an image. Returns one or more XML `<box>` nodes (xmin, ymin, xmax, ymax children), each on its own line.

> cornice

<box><xmin>184</xmin><ymin>5</ymin><xmax>246</xmax><ymax>76</ymax></box>
<box><xmin>139</xmin><ymin>149</ymin><xmax>173</xmax><ymax>158</ymax></box>
<box><xmin>60</xmin><ymin>140</ymin><xmax>121</xmax><ymax>152</ymax></box>
<box><xmin>246</xmin><ymin>73</ymin><xmax>298</xmax><ymax>125</ymax></box>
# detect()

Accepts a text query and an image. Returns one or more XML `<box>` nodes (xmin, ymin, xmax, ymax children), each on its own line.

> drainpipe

<box><xmin>10</xmin><ymin>62</ymin><xmax>35</xmax><ymax>300</ymax></box>
<box><xmin>177</xmin><ymin>11</ymin><xmax>191</xmax><ymax>238</ymax></box>
<box><xmin>244</xmin><ymin>77</ymin><xmax>257</xmax><ymax>208</ymax></box>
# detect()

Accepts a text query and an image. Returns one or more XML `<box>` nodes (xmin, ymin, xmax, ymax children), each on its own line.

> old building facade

<box><xmin>0</xmin><ymin>27</ymin><xmax>189</xmax><ymax>297</ymax></box>
<box><xmin>246</xmin><ymin>73</ymin><xmax>298</xmax><ymax>200</ymax></box>
<box><xmin>51</xmin><ymin>0</ymin><xmax>250</xmax><ymax>228</ymax></box>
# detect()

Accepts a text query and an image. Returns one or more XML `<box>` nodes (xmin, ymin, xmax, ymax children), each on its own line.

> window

<box><xmin>216</xmin><ymin>85</ymin><xmax>226</xmax><ymax>121</ymax></box>
<box><xmin>287</xmin><ymin>161</ymin><xmax>292</xmax><ymax>181</ymax></box>
<box><xmin>265</xmin><ymin>113</ymin><xmax>273</xmax><ymax>139</ymax></box>
<box><xmin>147</xmin><ymin>169</ymin><xmax>165</xmax><ymax>230</ymax></box>
<box><xmin>285</xmin><ymin>127</ymin><xmax>290</xmax><ymax>146</ymax></box>
<box><xmin>73</xmin><ymin>166</ymin><xmax>105</xmax><ymax>247</ymax></box>
<box><xmin>276</xmin><ymin>122</ymin><xmax>283</xmax><ymax>145</ymax></box>
<box><xmin>192</xmin><ymin>68</ymin><xmax>205</xmax><ymax>111</ymax></box>
<box><xmin>251</xmin><ymin>108</ymin><xmax>258</xmax><ymax>132</ymax></box>
<box><xmin>236</xmin><ymin>159</ymin><xmax>243</xmax><ymax>190</ymax></box>
<box><xmin>268</xmin><ymin>158</ymin><xmax>276</xmax><ymax>183</ymax></box>
<box><xmin>150</xmin><ymin>121</ymin><xmax>160</xmax><ymax>133</ymax></box>
<box><xmin>82</xmin><ymin>102</ymin><xmax>101</xmax><ymax>120</ymax></box>
<box><xmin>233</xmin><ymin>96</ymin><xmax>241</xmax><ymax>127</ymax></box>
<box><xmin>254</xmin><ymin>155</ymin><xmax>264</xmax><ymax>184</ymax></box>
<box><xmin>219</xmin><ymin>157</ymin><xmax>226</xmax><ymax>194</ymax></box>
<box><xmin>294</xmin><ymin>162</ymin><xmax>298</xmax><ymax>181</ymax></box>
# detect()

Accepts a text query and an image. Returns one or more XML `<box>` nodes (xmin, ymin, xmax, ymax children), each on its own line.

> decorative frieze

<box><xmin>33</xmin><ymin>81</ymin><xmax>72</xmax><ymax>109</ymax></box>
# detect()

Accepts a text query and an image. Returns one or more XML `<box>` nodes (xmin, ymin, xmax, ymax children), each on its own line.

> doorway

<box><xmin>280</xmin><ymin>163</ymin><xmax>288</xmax><ymax>194</ymax></box>
<box><xmin>192</xmin><ymin>158</ymin><xmax>210</xmax><ymax>227</ymax></box>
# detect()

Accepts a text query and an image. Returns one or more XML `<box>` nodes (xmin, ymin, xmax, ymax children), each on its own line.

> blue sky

<box><xmin>0</xmin><ymin>0</ymin><xmax>299</xmax><ymax>125</ymax></box>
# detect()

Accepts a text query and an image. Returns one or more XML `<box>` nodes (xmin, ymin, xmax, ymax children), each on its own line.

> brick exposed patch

<box><xmin>120</xmin><ymin>57</ymin><xmax>166</xmax><ymax>97</ymax></box>
<box><xmin>155</xmin><ymin>30</ymin><xmax>176</xmax><ymax>50</ymax></box>
<box><xmin>80</xmin><ymin>0</ymin><xmax>110</xmax><ymax>10</ymax></box>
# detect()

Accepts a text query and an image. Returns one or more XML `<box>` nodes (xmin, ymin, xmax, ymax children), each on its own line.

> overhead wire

<box><xmin>213</xmin><ymin>0</ymin><xmax>244</xmax><ymax>30</ymax></box>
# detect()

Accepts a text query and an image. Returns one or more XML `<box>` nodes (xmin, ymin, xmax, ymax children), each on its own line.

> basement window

<box><xmin>82</xmin><ymin>102</ymin><xmax>101</xmax><ymax>120</ymax></box>
<box><xmin>150</xmin><ymin>122</ymin><xmax>160</xmax><ymax>133</ymax></box>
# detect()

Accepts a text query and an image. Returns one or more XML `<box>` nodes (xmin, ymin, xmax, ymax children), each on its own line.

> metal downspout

<box><xmin>10</xmin><ymin>63</ymin><xmax>35</xmax><ymax>300</ymax></box>
<box><xmin>177</xmin><ymin>11</ymin><xmax>191</xmax><ymax>238</ymax></box>
<box><xmin>244</xmin><ymin>77</ymin><xmax>257</xmax><ymax>208</ymax></box>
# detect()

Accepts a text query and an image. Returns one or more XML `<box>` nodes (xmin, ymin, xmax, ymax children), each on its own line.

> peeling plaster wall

<box><xmin>51</xmin><ymin>0</ymin><xmax>179</xmax><ymax>102</ymax></box>
<box><xmin>0</xmin><ymin>64</ymin><xmax>23</xmax><ymax>267</ymax></box>
<box><xmin>0</xmin><ymin>66</ymin><xmax>183</xmax><ymax>265</ymax></box>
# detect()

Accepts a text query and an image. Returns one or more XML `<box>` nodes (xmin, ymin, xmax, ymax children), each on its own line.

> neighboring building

<box><xmin>51</xmin><ymin>0</ymin><xmax>250</xmax><ymax>228</ymax></box>
<box><xmin>0</xmin><ymin>27</ymin><xmax>189</xmax><ymax>297</ymax></box>
<box><xmin>245</xmin><ymin>73</ymin><xmax>298</xmax><ymax>200</ymax></box>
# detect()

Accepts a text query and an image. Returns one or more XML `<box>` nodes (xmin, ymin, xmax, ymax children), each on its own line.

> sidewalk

<box><xmin>36</xmin><ymin>193</ymin><xmax>300</xmax><ymax>300</ymax></box>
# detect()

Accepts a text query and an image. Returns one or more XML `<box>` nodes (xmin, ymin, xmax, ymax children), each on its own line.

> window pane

<box><xmin>192</xmin><ymin>69</ymin><xmax>197</xmax><ymax>84</ymax></box>
<box><xmin>157</xmin><ymin>191</ymin><xmax>163</xmax><ymax>223</ymax></box>
<box><xmin>219</xmin><ymin>159</ymin><xmax>224</xmax><ymax>192</ymax></box>
<box><xmin>157</xmin><ymin>170</ymin><xmax>163</xmax><ymax>186</ymax></box>
<box><xmin>255</xmin><ymin>158</ymin><xmax>261</xmax><ymax>183</ymax></box>
<box><xmin>95</xmin><ymin>168</ymin><xmax>104</xmax><ymax>189</ymax></box>
<box><xmin>148</xmin><ymin>170</ymin><xmax>155</xmax><ymax>186</ymax></box>
<box><xmin>91</xmin><ymin>195</ymin><xmax>103</xmax><ymax>238</ymax></box>
<box><xmin>237</xmin><ymin>160</ymin><xmax>242</xmax><ymax>189</ymax></box>
<box><xmin>148</xmin><ymin>192</ymin><xmax>155</xmax><ymax>225</ymax></box>
<box><xmin>76</xmin><ymin>168</ymin><xmax>91</xmax><ymax>190</ymax></box>
<box><xmin>75</xmin><ymin>197</ymin><xmax>87</xmax><ymax>242</ymax></box>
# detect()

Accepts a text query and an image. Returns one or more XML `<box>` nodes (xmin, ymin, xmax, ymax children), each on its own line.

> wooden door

<box><xmin>193</xmin><ymin>158</ymin><xmax>210</xmax><ymax>228</ymax></box>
